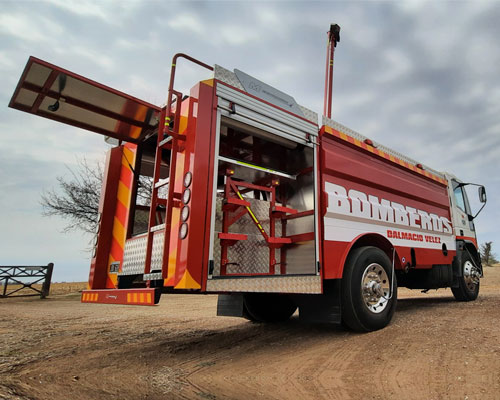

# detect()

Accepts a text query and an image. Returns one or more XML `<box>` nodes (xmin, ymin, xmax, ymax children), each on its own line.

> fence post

<box><xmin>41</xmin><ymin>263</ymin><xmax>54</xmax><ymax>299</ymax></box>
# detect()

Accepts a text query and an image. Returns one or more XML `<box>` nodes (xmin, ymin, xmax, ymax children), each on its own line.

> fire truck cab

<box><xmin>9</xmin><ymin>27</ymin><xmax>487</xmax><ymax>332</ymax></box>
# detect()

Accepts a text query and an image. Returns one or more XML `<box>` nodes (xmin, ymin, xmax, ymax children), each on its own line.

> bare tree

<box><xmin>41</xmin><ymin>157</ymin><xmax>152</xmax><ymax>235</ymax></box>
<box><xmin>480</xmin><ymin>242</ymin><xmax>499</xmax><ymax>266</ymax></box>
<box><xmin>41</xmin><ymin>158</ymin><xmax>103</xmax><ymax>234</ymax></box>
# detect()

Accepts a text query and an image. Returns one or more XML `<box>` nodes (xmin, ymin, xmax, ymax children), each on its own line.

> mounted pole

<box><xmin>323</xmin><ymin>24</ymin><xmax>340</xmax><ymax>118</ymax></box>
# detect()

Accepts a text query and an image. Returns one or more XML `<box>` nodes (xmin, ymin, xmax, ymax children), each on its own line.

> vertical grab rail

<box><xmin>143</xmin><ymin>54</ymin><xmax>213</xmax><ymax>281</ymax></box>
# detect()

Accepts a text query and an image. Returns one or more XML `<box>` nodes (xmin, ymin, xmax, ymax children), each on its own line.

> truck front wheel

<box><xmin>451</xmin><ymin>253</ymin><xmax>480</xmax><ymax>301</ymax></box>
<box><xmin>341</xmin><ymin>246</ymin><xmax>397</xmax><ymax>332</ymax></box>
<box><xmin>243</xmin><ymin>293</ymin><xmax>297</xmax><ymax>322</ymax></box>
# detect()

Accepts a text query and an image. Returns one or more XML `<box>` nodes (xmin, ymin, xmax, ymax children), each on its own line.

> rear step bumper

<box><xmin>81</xmin><ymin>288</ymin><xmax>161</xmax><ymax>306</ymax></box>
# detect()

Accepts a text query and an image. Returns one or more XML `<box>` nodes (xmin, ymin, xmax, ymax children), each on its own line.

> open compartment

<box><xmin>211</xmin><ymin>114</ymin><xmax>317</xmax><ymax>277</ymax></box>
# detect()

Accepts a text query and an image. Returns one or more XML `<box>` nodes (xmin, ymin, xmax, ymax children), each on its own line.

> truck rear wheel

<box><xmin>341</xmin><ymin>246</ymin><xmax>397</xmax><ymax>332</ymax></box>
<box><xmin>243</xmin><ymin>293</ymin><xmax>297</xmax><ymax>322</ymax></box>
<box><xmin>452</xmin><ymin>253</ymin><xmax>480</xmax><ymax>301</ymax></box>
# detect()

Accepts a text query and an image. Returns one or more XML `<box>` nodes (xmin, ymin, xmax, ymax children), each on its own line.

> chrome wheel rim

<box><xmin>361</xmin><ymin>263</ymin><xmax>390</xmax><ymax>314</ymax></box>
<box><xmin>463</xmin><ymin>260</ymin><xmax>480</xmax><ymax>291</ymax></box>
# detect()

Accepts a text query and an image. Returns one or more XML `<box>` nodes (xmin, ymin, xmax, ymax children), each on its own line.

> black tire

<box><xmin>341</xmin><ymin>246</ymin><xmax>397</xmax><ymax>332</ymax></box>
<box><xmin>243</xmin><ymin>293</ymin><xmax>297</xmax><ymax>322</ymax></box>
<box><xmin>452</xmin><ymin>253</ymin><xmax>480</xmax><ymax>301</ymax></box>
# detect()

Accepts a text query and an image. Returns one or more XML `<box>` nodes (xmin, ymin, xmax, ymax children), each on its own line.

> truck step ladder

<box><xmin>143</xmin><ymin>55</ymin><xmax>213</xmax><ymax>283</ymax></box>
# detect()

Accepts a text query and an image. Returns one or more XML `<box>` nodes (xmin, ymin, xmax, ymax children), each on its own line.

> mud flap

<box><xmin>296</xmin><ymin>279</ymin><xmax>341</xmax><ymax>324</ymax></box>
<box><xmin>217</xmin><ymin>294</ymin><xmax>245</xmax><ymax>317</ymax></box>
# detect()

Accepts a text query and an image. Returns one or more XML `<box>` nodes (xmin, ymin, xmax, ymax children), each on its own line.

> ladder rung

<box><xmin>150</xmin><ymin>223</ymin><xmax>165</xmax><ymax>232</ymax></box>
<box><xmin>159</xmin><ymin>136</ymin><xmax>173</xmax><ymax>148</ymax></box>
<box><xmin>154</xmin><ymin>178</ymin><xmax>169</xmax><ymax>189</ymax></box>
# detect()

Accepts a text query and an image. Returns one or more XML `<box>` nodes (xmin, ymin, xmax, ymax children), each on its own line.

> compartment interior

<box><xmin>212</xmin><ymin>116</ymin><xmax>317</xmax><ymax>276</ymax></box>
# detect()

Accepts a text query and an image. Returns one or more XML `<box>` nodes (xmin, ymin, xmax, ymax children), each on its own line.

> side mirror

<box><xmin>479</xmin><ymin>186</ymin><xmax>487</xmax><ymax>203</ymax></box>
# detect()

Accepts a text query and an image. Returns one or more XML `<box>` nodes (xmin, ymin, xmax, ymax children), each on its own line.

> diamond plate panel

<box><xmin>206</xmin><ymin>275</ymin><xmax>322</xmax><ymax>294</ymax></box>
<box><xmin>214</xmin><ymin>196</ymin><xmax>281</xmax><ymax>235</ymax></box>
<box><xmin>214</xmin><ymin>195</ymin><xmax>286</xmax><ymax>276</ymax></box>
<box><xmin>213</xmin><ymin>234</ymin><xmax>279</xmax><ymax>275</ymax></box>
<box><xmin>214</xmin><ymin>65</ymin><xmax>244</xmax><ymax>90</ymax></box>
<box><xmin>298</xmin><ymin>105</ymin><xmax>318</xmax><ymax>125</ymax></box>
<box><xmin>120</xmin><ymin>232</ymin><xmax>165</xmax><ymax>276</ymax></box>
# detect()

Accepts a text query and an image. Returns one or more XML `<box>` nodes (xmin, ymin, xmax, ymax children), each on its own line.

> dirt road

<box><xmin>1</xmin><ymin>268</ymin><xmax>500</xmax><ymax>400</ymax></box>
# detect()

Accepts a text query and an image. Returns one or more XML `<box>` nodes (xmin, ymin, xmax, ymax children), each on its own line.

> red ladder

<box><xmin>143</xmin><ymin>54</ymin><xmax>213</xmax><ymax>282</ymax></box>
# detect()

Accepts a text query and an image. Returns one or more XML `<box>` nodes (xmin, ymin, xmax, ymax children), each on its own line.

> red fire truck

<box><xmin>9</xmin><ymin>25</ymin><xmax>486</xmax><ymax>331</ymax></box>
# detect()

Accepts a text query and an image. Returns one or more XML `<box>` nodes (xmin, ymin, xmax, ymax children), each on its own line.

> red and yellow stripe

<box><xmin>323</xmin><ymin>126</ymin><xmax>448</xmax><ymax>185</ymax></box>
<box><xmin>106</xmin><ymin>143</ymin><xmax>136</xmax><ymax>288</ymax></box>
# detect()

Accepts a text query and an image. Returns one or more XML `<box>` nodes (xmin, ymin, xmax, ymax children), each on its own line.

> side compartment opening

<box><xmin>212</xmin><ymin>116</ymin><xmax>317</xmax><ymax>277</ymax></box>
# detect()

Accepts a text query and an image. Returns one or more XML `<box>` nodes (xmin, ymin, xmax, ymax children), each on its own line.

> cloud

<box><xmin>0</xmin><ymin>13</ymin><xmax>64</xmax><ymax>42</ymax></box>
<box><xmin>167</xmin><ymin>13</ymin><xmax>205</xmax><ymax>35</ymax></box>
<box><xmin>46</xmin><ymin>0</ymin><xmax>131</xmax><ymax>22</ymax></box>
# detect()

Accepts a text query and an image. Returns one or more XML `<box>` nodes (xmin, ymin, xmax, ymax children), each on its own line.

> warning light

<box><xmin>226</xmin><ymin>169</ymin><xmax>234</xmax><ymax>176</ymax></box>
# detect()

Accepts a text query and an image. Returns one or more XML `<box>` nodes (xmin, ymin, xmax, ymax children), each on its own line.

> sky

<box><xmin>1</xmin><ymin>0</ymin><xmax>499</xmax><ymax>282</ymax></box>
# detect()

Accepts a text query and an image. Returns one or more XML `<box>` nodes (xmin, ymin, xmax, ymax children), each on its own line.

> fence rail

<box><xmin>0</xmin><ymin>263</ymin><xmax>54</xmax><ymax>298</ymax></box>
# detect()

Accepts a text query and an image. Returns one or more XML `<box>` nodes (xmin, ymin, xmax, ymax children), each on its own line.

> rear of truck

<box><xmin>100</xmin><ymin>64</ymin><xmax>324</xmax><ymax>300</ymax></box>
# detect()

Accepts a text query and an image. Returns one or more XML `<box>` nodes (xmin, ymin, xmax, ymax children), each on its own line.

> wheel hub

<box><xmin>463</xmin><ymin>260</ymin><xmax>480</xmax><ymax>291</ymax></box>
<box><xmin>361</xmin><ymin>263</ymin><xmax>390</xmax><ymax>314</ymax></box>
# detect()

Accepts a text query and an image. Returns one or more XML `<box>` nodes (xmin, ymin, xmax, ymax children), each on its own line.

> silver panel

<box><xmin>206</xmin><ymin>275</ymin><xmax>322</xmax><ymax>294</ymax></box>
<box><xmin>218</xmin><ymin>155</ymin><xmax>296</xmax><ymax>180</ymax></box>
<box><xmin>214</xmin><ymin>196</ymin><xmax>281</xmax><ymax>236</ymax></box>
<box><xmin>299</xmin><ymin>105</ymin><xmax>318</xmax><ymax>125</ymax></box>
<box><xmin>213</xmin><ymin>196</ymin><xmax>281</xmax><ymax>275</ymax></box>
<box><xmin>214</xmin><ymin>64</ymin><xmax>244</xmax><ymax>91</ymax></box>
<box><xmin>313</xmin><ymin>147</ymin><xmax>320</xmax><ymax>268</ymax></box>
<box><xmin>143</xmin><ymin>272</ymin><xmax>163</xmax><ymax>280</ymax></box>
<box><xmin>120</xmin><ymin>232</ymin><xmax>165</xmax><ymax>276</ymax></box>
<box><xmin>208</xmin><ymin>110</ymin><xmax>222</xmax><ymax>263</ymax></box>
<box><xmin>219</xmin><ymin>106</ymin><xmax>313</xmax><ymax>148</ymax></box>
<box><xmin>322</xmin><ymin>117</ymin><xmax>445</xmax><ymax>179</ymax></box>
<box><xmin>217</xmin><ymin>84</ymin><xmax>317</xmax><ymax>139</ymax></box>
<box><xmin>234</xmin><ymin>68</ymin><xmax>305</xmax><ymax>119</ymax></box>
<box><xmin>213</xmin><ymin>234</ymin><xmax>277</xmax><ymax>275</ymax></box>
<box><xmin>211</xmin><ymin>195</ymin><xmax>321</xmax><ymax>276</ymax></box>
<box><xmin>285</xmin><ymin>242</ymin><xmax>316</xmax><ymax>275</ymax></box>
<box><xmin>213</xmin><ymin>65</ymin><xmax>318</xmax><ymax>125</ymax></box>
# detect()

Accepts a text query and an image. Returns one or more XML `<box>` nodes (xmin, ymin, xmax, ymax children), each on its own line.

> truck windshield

<box><xmin>452</xmin><ymin>180</ymin><xmax>473</xmax><ymax>216</ymax></box>
<box><xmin>453</xmin><ymin>184</ymin><xmax>466</xmax><ymax>212</ymax></box>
